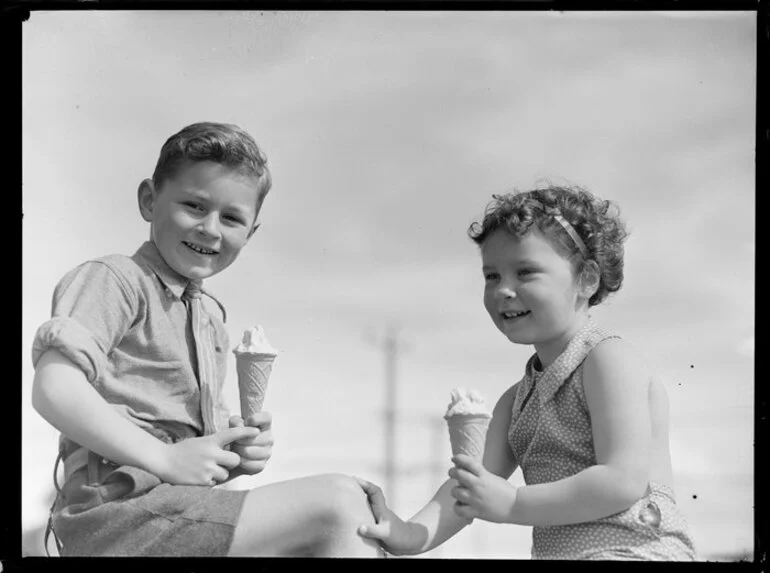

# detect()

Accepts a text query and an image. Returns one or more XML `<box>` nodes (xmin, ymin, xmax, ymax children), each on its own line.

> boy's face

<box><xmin>138</xmin><ymin>160</ymin><xmax>262</xmax><ymax>281</ymax></box>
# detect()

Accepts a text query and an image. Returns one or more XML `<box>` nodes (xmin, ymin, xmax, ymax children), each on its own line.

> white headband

<box><xmin>553</xmin><ymin>213</ymin><xmax>589</xmax><ymax>258</ymax></box>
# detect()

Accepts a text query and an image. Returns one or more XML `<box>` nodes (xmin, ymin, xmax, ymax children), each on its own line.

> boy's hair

<box><xmin>468</xmin><ymin>184</ymin><xmax>628</xmax><ymax>307</ymax></box>
<box><xmin>152</xmin><ymin>122</ymin><xmax>272</xmax><ymax>203</ymax></box>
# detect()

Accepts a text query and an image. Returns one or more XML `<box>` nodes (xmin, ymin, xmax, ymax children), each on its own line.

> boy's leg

<box><xmin>228</xmin><ymin>473</ymin><xmax>384</xmax><ymax>557</ymax></box>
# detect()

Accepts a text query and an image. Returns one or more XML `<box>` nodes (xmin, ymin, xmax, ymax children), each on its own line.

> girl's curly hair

<box><xmin>467</xmin><ymin>185</ymin><xmax>629</xmax><ymax>307</ymax></box>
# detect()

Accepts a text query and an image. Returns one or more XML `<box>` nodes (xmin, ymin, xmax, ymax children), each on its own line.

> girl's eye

<box><xmin>183</xmin><ymin>202</ymin><xmax>203</xmax><ymax>212</ymax></box>
<box><xmin>518</xmin><ymin>269</ymin><xmax>535</xmax><ymax>277</ymax></box>
<box><xmin>484</xmin><ymin>272</ymin><xmax>500</xmax><ymax>282</ymax></box>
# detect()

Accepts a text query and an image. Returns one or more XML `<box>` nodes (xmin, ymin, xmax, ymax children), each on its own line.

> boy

<box><xmin>31</xmin><ymin>122</ymin><xmax>381</xmax><ymax>557</ymax></box>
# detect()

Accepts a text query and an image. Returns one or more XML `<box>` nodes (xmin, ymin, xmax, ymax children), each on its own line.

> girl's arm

<box><xmin>508</xmin><ymin>338</ymin><xmax>652</xmax><ymax>526</ymax></box>
<box><xmin>33</xmin><ymin>349</ymin><xmax>257</xmax><ymax>485</ymax></box>
<box><xmin>359</xmin><ymin>383</ymin><xmax>519</xmax><ymax>554</ymax></box>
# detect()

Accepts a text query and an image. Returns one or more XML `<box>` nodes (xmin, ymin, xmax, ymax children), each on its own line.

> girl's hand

<box><xmin>228</xmin><ymin>412</ymin><xmax>274</xmax><ymax>475</ymax></box>
<box><xmin>356</xmin><ymin>478</ymin><xmax>424</xmax><ymax>556</ymax></box>
<box><xmin>157</xmin><ymin>426</ymin><xmax>259</xmax><ymax>486</ymax></box>
<box><xmin>448</xmin><ymin>454</ymin><xmax>518</xmax><ymax>523</ymax></box>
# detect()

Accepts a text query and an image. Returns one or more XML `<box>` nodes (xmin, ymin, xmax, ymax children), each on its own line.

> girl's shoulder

<box><xmin>582</xmin><ymin>336</ymin><xmax>654</xmax><ymax>394</ymax></box>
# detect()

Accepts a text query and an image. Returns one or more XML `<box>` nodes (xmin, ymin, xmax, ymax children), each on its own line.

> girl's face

<box><xmin>481</xmin><ymin>228</ymin><xmax>590</xmax><ymax>366</ymax></box>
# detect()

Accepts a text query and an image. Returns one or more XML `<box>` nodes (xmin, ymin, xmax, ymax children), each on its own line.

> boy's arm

<box><xmin>32</xmin><ymin>349</ymin><xmax>170</xmax><ymax>475</ymax></box>
<box><xmin>507</xmin><ymin>339</ymin><xmax>652</xmax><ymax>526</ymax></box>
<box><xmin>33</xmin><ymin>349</ymin><xmax>258</xmax><ymax>485</ymax></box>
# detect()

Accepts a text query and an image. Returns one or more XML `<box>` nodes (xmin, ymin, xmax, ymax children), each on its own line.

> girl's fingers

<box><xmin>451</xmin><ymin>455</ymin><xmax>483</xmax><ymax>475</ymax></box>
<box><xmin>450</xmin><ymin>485</ymin><xmax>470</xmax><ymax>502</ymax></box>
<box><xmin>448</xmin><ymin>466</ymin><xmax>475</xmax><ymax>486</ymax></box>
<box><xmin>355</xmin><ymin>477</ymin><xmax>389</xmax><ymax>523</ymax></box>
<box><xmin>452</xmin><ymin>501</ymin><xmax>476</xmax><ymax>521</ymax></box>
<box><xmin>358</xmin><ymin>521</ymin><xmax>390</xmax><ymax>541</ymax></box>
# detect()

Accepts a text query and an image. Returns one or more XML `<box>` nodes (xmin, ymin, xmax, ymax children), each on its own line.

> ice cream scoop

<box><xmin>444</xmin><ymin>387</ymin><xmax>492</xmax><ymax>462</ymax></box>
<box><xmin>233</xmin><ymin>326</ymin><xmax>278</xmax><ymax>421</ymax></box>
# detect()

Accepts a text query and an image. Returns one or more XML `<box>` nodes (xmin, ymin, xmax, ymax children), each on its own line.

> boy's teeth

<box><xmin>187</xmin><ymin>243</ymin><xmax>216</xmax><ymax>254</ymax></box>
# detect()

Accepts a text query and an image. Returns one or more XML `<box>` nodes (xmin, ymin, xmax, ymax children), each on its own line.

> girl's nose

<box><xmin>497</xmin><ymin>284</ymin><xmax>517</xmax><ymax>300</ymax></box>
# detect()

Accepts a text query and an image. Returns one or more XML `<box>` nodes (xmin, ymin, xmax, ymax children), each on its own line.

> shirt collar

<box><xmin>133</xmin><ymin>241</ymin><xmax>228</xmax><ymax>323</ymax></box>
<box><xmin>133</xmin><ymin>240</ymin><xmax>193</xmax><ymax>301</ymax></box>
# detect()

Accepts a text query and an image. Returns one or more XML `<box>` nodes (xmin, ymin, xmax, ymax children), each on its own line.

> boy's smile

<box><xmin>138</xmin><ymin>160</ymin><xmax>261</xmax><ymax>281</ymax></box>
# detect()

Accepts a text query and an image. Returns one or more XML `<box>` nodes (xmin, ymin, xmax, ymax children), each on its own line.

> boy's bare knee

<box><xmin>316</xmin><ymin>473</ymin><xmax>376</xmax><ymax>528</ymax></box>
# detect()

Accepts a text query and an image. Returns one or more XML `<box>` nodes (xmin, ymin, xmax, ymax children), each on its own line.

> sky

<box><xmin>21</xmin><ymin>10</ymin><xmax>755</xmax><ymax>559</ymax></box>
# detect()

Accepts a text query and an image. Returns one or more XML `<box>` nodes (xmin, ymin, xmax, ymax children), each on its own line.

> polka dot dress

<box><xmin>507</xmin><ymin>319</ymin><xmax>697</xmax><ymax>560</ymax></box>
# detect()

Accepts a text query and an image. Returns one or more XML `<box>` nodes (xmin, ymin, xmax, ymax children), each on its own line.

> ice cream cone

<box><xmin>233</xmin><ymin>326</ymin><xmax>278</xmax><ymax>422</ymax></box>
<box><xmin>236</xmin><ymin>355</ymin><xmax>275</xmax><ymax>420</ymax></box>
<box><xmin>445</xmin><ymin>413</ymin><xmax>491</xmax><ymax>461</ymax></box>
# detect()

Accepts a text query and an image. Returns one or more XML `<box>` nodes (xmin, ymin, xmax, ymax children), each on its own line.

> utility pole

<box><xmin>383</xmin><ymin>324</ymin><xmax>400</xmax><ymax>510</ymax></box>
<box><xmin>367</xmin><ymin>323</ymin><xmax>405</xmax><ymax>511</ymax></box>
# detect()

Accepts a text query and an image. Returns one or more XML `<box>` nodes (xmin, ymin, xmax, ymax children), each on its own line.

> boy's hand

<box><xmin>157</xmin><ymin>426</ymin><xmax>259</xmax><ymax>486</ymax></box>
<box><xmin>448</xmin><ymin>454</ymin><xmax>518</xmax><ymax>523</ymax></box>
<box><xmin>228</xmin><ymin>412</ymin><xmax>274</xmax><ymax>475</ymax></box>
<box><xmin>356</xmin><ymin>478</ymin><xmax>423</xmax><ymax>556</ymax></box>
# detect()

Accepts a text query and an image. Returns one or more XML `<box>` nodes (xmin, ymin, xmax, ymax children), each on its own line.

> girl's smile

<box><xmin>481</xmin><ymin>228</ymin><xmax>590</xmax><ymax>367</ymax></box>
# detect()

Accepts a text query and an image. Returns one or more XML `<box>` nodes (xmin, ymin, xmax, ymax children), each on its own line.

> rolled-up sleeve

<box><xmin>31</xmin><ymin>261</ymin><xmax>137</xmax><ymax>384</ymax></box>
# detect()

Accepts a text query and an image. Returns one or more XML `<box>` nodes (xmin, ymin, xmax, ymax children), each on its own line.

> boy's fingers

<box><xmin>229</xmin><ymin>415</ymin><xmax>245</xmax><ymax>428</ymax></box>
<box><xmin>217</xmin><ymin>426</ymin><xmax>259</xmax><ymax>446</ymax></box>
<box><xmin>217</xmin><ymin>450</ymin><xmax>242</xmax><ymax>469</ymax></box>
<box><xmin>245</xmin><ymin>411</ymin><xmax>272</xmax><ymax>429</ymax></box>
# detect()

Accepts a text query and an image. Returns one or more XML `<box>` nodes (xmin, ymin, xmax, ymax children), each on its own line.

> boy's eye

<box><xmin>518</xmin><ymin>269</ymin><xmax>536</xmax><ymax>277</ymax></box>
<box><xmin>484</xmin><ymin>272</ymin><xmax>500</xmax><ymax>281</ymax></box>
<box><xmin>183</xmin><ymin>202</ymin><xmax>203</xmax><ymax>212</ymax></box>
<box><xmin>223</xmin><ymin>214</ymin><xmax>247</xmax><ymax>225</ymax></box>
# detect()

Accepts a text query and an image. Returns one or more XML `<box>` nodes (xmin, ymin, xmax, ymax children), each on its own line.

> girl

<box><xmin>357</xmin><ymin>185</ymin><xmax>696</xmax><ymax>560</ymax></box>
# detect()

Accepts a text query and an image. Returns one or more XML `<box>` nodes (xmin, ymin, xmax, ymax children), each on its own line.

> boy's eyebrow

<box><xmin>482</xmin><ymin>259</ymin><xmax>540</xmax><ymax>270</ymax></box>
<box><xmin>179</xmin><ymin>190</ymin><xmax>251</xmax><ymax>216</ymax></box>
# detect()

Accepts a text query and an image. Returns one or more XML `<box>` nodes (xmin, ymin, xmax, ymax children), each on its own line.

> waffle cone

<box><xmin>236</xmin><ymin>355</ymin><xmax>275</xmax><ymax>420</ymax></box>
<box><xmin>445</xmin><ymin>414</ymin><xmax>491</xmax><ymax>461</ymax></box>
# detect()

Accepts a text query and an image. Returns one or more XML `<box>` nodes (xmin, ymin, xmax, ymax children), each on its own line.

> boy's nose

<box><xmin>197</xmin><ymin>214</ymin><xmax>221</xmax><ymax>238</ymax></box>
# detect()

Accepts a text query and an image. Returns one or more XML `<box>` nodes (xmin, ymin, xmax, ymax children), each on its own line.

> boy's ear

<box><xmin>578</xmin><ymin>260</ymin><xmax>601</xmax><ymax>301</ymax></box>
<box><xmin>137</xmin><ymin>179</ymin><xmax>157</xmax><ymax>222</ymax></box>
<box><xmin>246</xmin><ymin>222</ymin><xmax>261</xmax><ymax>240</ymax></box>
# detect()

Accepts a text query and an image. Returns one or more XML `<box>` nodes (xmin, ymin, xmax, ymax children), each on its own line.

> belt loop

<box><xmin>87</xmin><ymin>450</ymin><xmax>101</xmax><ymax>485</ymax></box>
<box><xmin>44</xmin><ymin>451</ymin><xmax>64</xmax><ymax>556</ymax></box>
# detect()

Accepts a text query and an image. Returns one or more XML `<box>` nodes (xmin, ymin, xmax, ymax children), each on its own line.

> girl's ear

<box><xmin>137</xmin><ymin>179</ymin><xmax>156</xmax><ymax>222</ymax></box>
<box><xmin>578</xmin><ymin>260</ymin><xmax>601</xmax><ymax>301</ymax></box>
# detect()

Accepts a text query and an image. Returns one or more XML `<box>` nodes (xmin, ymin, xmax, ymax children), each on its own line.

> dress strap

<box><xmin>535</xmin><ymin>319</ymin><xmax>617</xmax><ymax>405</ymax></box>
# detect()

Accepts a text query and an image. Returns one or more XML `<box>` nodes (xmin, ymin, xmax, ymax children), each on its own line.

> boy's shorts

<box><xmin>50</xmin><ymin>437</ymin><xmax>248</xmax><ymax>556</ymax></box>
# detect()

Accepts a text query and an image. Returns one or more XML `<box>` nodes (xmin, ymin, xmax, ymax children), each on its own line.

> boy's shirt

<box><xmin>32</xmin><ymin>241</ymin><xmax>231</xmax><ymax>444</ymax></box>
